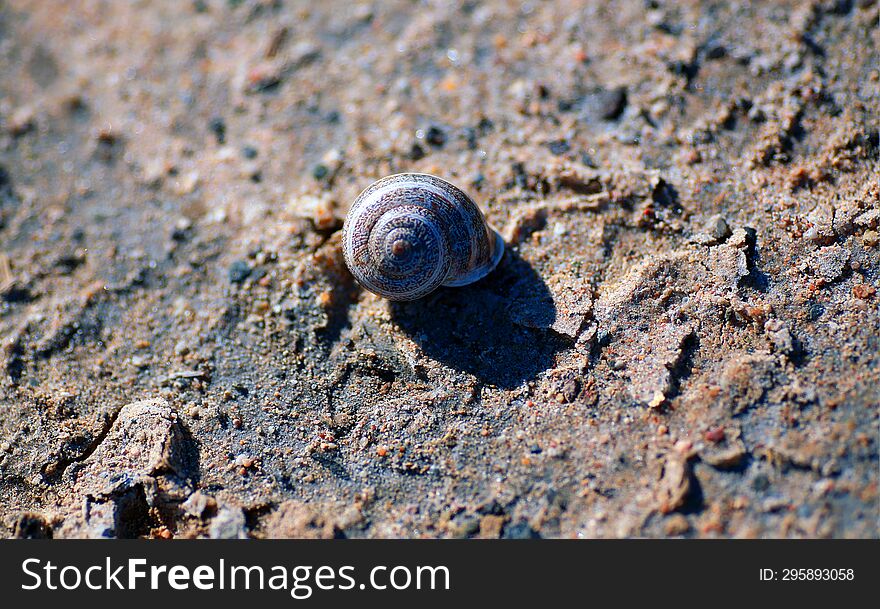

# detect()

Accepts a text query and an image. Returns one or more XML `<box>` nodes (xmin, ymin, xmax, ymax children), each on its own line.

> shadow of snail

<box><xmin>390</xmin><ymin>246</ymin><xmax>565</xmax><ymax>389</ymax></box>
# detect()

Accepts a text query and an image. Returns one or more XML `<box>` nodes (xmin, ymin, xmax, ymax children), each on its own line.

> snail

<box><xmin>342</xmin><ymin>173</ymin><xmax>504</xmax><ymax>301</ymax></box>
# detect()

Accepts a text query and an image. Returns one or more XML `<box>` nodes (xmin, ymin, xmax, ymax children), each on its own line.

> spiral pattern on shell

<box><xmin>342</xmin><ymin>173</ymin><xmax>504</xmax><ymax>301</ymax></box>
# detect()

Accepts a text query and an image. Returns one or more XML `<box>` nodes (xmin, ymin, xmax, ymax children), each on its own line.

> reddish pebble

<box><xmin>853</xmin><ymin>284</ymin><xmax>876</xmax><ymax>300</ymax></box>
<box><xmin>704</xmin><ymin>427</ymin><xmax>725</xmax><ymax>443</ymax></box>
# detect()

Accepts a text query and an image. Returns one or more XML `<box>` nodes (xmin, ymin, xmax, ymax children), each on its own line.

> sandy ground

<box><xmin>0</xmin><ymin>0</ymin><xmax>877</xmax><ymax>538</ymax></box>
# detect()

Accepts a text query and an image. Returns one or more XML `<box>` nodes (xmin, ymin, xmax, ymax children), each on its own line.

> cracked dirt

<box><xmin>0</xmin><ymin>0</ymin><xmax>878</xmax><ymax>538</ymax></box>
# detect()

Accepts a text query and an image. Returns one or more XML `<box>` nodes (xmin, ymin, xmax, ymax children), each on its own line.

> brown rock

<box><xmin>656</xmin><ymin>454</ymin><xmax>694</xmax><ymax>514</ymax></box>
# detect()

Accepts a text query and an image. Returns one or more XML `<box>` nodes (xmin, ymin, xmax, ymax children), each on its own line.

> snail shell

<box><xmin>342</xmin><ymin>173</ymin><xmax>504</xmax><ymax>301</ymax></box>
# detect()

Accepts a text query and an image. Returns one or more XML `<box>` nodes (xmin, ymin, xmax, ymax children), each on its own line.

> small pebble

<box><xmin>408</xmin><ymin>143</ymin><xmax>426</xmax><ymax>160</ymax></box>
<box><xmin>291</xmin><ymin>194</ymin><xmax>338</xmax><ymax>230</ymax></box>
<box><xmin>502</xmin><ymin>522</ymin><xmax>540</xmax><ymax>539</ymax></box>
<box><xmin>208</xmin><ymin>117</ymin><xmax>226</xmax><ymax>144</ymax></box>
<box><xmin>8</xmin><ymin>106</ymin><xmax>35</xmax><ymax>136</ymax></box>
<box><xmin>561</xmin><ymin>378</ymin><xmax>580</xmax><ymax>402</ymax></box>
<box><xmin>155</xmin><ymin>527</ymin><xmax>173</xmax><ymax>539</ymax></box>
<box><xmin>312</xmin><ymin>163</ymin><xmax>329</xmax><ymax>180</ymax></box>
<box><xmin>425</xmin><ymin>125</ymin><xmax>446</xmax><ymax>147</ymax></box>
<box><xmin>594</xmin><ymin>87</ymin><xmax>627</xmax><ymax>120</ymax></box>
<box><xmin>228</xmin><ymin>260</ymin><xmax>251</xmax><ymax>284</ymax></box>
<box><xmin>664</xmin><ymin>514</ymin><xmax>690</xmax><ymax>536</ymax></box>
<box><xmin>547</xmin><ymin>140</ymin><xmax>571</xmax><ymax>155</ymax></box>
<box><xmin>853</xmin><ymin>284</ymin><xmax>876</xmax><ymax>300</ymax></box>
<box><xmin>708</xmin><ymin>215</ymin><xmax>731</xmax><ymax>241</ymax></box>
<box><xmin>649</xmin><ymin>391</ymin><xmax>665</xmax><ymax>408</ymax></box>
<box><xmin>704</xmin><ymin>426</ymin><xmax>725</xmax><ymax>443</ymax></box>
<box><xmin>752</xmin><ymin>474</ymin><xmax>771</xmax><ymax>492</ymax></box>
